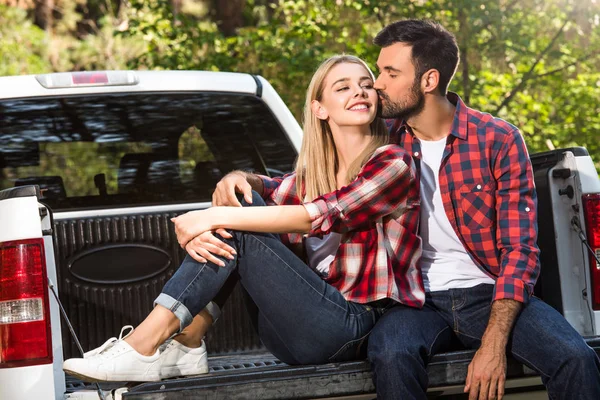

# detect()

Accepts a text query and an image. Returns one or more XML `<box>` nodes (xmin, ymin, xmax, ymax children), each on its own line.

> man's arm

<box><xmin>465</xmin><ymin>299</ymin><xmax>521</xmax><ymax>400</ymax></box>
<box><xmin>212</xmin><ymin>170</ymin><xmax>285</xmax><ymax>207</ymax></box>
<box><xmin>466</xmin><ymin>128</ymin><xmax>539</xmax><ymax>400</ymax></box>
<box><xmin>212</xmin><ymin>170</ymin><xmax>264</xmax><ymax>207</ymax></box>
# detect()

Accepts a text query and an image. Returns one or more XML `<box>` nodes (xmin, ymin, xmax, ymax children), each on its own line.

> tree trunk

<box><xmin>33</xmin><ymin>0</ymin><xmax>53</xmax><ymax>33</ymax></box>
<box><xmin>171</xmin><ymin>0</ymin><xmax>182</xmax><ymax>17</ymax></box>
<box><xmin>212</xmin><ymin>0</ymin><xmax>246</xmax><ymax>36</ymax></box>
<box><xmin>457</xmin><ymin>6</ymin><xmax>470</xmax><ymax>103</ymax></box>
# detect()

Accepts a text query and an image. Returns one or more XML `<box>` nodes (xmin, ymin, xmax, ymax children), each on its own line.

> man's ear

<box><xmin>421</xmin><ymin>69</ymin><xmax>440</xmax><ymax>94</ymax></box>
<box><xmin>311</xmin><ymin>100</ymin><xmax>329</xmax><ymax>120</ymax></box>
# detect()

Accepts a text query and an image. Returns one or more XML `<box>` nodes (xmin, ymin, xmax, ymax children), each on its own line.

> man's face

<box><xmin>374</xmin><ymin>43</ymin><xmax>425</xmax><ymax>120</ymax></box>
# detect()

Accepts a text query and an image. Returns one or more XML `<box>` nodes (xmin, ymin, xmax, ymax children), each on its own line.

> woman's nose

<box><xmin>354</xmin><ymin>86</ymin><xmax>367</xmax><ymax>97</ymax></box>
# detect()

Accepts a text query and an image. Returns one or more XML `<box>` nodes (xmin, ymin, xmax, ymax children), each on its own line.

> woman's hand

<box><xmin>171</xmin><ymin>209</ymin><xmax>214</xmax><ymax>248</ymax></box>
<box><xmin>184</xmin><ymin>230</ymin><xmax>236</xmax><ymax>266</ymax></box>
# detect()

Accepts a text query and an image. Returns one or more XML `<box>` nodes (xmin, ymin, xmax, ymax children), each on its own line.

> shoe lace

<box><xmin>84</xmin><ymin>325</ymin><xmax>134</xmax><ymax>359</ymax></box>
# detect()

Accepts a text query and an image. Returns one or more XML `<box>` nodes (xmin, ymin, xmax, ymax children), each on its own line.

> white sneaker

<box><xmin>63</xmin><ymin>326</ymin><xmax>162</xmax><ymax>382</ymax></box>
<box><xmin>159</xmin><ymin>339</ymin><xmax>209</xmax><ymax>379</ymax></box>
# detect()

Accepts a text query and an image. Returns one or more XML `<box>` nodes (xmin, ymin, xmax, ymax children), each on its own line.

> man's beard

<box><xmin>378</xmin><ymin>80</ymin><xmax>425</xmax><ymax>120</ymax></box>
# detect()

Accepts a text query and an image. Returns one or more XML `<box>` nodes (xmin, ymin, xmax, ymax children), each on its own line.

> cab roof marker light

<box><xmin>35</xmin><ymin>71</ymin><xmax>139</xmax><ymax>89</ymax></box>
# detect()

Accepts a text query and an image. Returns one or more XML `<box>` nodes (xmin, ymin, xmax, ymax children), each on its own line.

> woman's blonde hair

<box><xmin>295</xmin><ymin>55</ymin><xmax>389</xmax><ymax>201</ymax></box>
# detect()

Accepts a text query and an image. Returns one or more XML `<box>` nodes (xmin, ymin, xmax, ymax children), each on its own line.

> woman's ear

<box><xmin>311</xmin><ymin>100</ymin><xmax>329</xmax><ymax>120</ymax></box>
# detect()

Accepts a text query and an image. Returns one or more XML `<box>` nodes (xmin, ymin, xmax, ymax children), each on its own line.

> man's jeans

<box><xmin>368</xmin><ymin>283</ymin><xmax>600</xmax><ymax>400</ymax></box>
<box><xmin>155</xmin><ymin>191</ymin><xmax>385</xmax><ymax>365</ymax></box>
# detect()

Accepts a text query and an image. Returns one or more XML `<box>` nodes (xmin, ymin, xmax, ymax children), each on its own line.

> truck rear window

<box><xmin>0</xmin><ymin>93</ymin><xmax>297</xmax><ymax>211</ymax></box>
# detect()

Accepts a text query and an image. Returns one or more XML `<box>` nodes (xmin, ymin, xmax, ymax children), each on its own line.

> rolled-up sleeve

<box><xmin>493</xmin><ymin>129</ymin><xmax>540</xmax><ymax>304</ymax></box>
<box><xmin>304</xmin><ymin>145</ymin><xmax>417</xmax><ymax>235</ymax></box>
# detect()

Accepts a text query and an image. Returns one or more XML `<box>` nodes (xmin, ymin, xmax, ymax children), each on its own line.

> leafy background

<box><xmin>1</xmin><ymin>0</ymin><xmax>599</xmax><ymax>170</ymax></box>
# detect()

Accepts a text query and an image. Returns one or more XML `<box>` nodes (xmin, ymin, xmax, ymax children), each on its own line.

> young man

<box><xmin>207</xmin><ymin>19</ymin><xmax>600</xmax><ymax>400</ymax></box>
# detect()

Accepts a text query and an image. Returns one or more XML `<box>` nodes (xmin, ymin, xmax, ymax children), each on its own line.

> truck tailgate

<box><xmin>115</xmin><ymin>337</ymin><xmax>600</xmax><ymax>399</ymax></box>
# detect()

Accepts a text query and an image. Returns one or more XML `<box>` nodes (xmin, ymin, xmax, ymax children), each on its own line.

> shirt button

<box><xmin>525</xmin><ymin>207</ymin><xmax>531</xmax><ymax>212</ymax></box>
<box><xmin>414</xmin><ymin>151</ymin><xmax>420</xmax><ymax>157</ymax></box>
<box><xmin>476</xmin><ymin>184</ymin><xmax>482</xmax><ymax>190</ymax></box>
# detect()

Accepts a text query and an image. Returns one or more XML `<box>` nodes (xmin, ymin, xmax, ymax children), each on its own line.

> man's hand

<box><xmin>213</xmin><ymin>171</ymin><xmax>255</xmax><ymax>207</ymax></box>
<box><xmin>465</xmin><ymin>342</ymin><xmax>507</xmax><ymax>400</ymax></box>
<box><xmin>185</xmin><ymin>230</ymin><xmax>236</xmax><ymax>266</ymax></box>
<box><xmin>464</xmin><ymin>299</ymin><xmax>522</xmax><ymax>400</ymax></box>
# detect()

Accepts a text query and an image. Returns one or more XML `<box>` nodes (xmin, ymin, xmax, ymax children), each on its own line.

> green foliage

<box><xmin>120</xmin><ymin>0</ymin><xmax>600</xmax><ymax>171</ymax></box>
<box><xmin>0</xmin><ymin>0</ymin><xmax>599</xmax><ymax>171</ymax></box>
<box><xmin>0</xmin><ymin>5</ymin><xmax>50</xmax><ymax>75</ymax></box>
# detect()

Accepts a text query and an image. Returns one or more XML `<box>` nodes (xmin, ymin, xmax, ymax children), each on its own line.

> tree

<box><xmin>212</xmin><ymin>0</ymin><xmax>246</xmax><ymax>36</ymax></box>
<box><xmin>1</xmin><ymin>0</ymin><xmax>599</xmax><ymax>170</ymax></box>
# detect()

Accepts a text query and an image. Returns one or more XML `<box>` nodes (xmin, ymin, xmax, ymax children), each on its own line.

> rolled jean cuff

<box><xmin>205</xmin><ymin>301</ymin><xmax>221</xmax><ymax>323</ymax></box>
<box><xmin>154</xmin><ymin>293</ymin><xmax>193</xmax><ymax>333</ymax></box>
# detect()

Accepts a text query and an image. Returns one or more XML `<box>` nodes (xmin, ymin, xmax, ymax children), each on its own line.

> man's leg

<box><xmin>507</xmin><ymin>298</ymin><xmax>600</xmax><ymax>399</ymax></box>
<box><xmin>451</xmin><ymin>284</ymin><xmax>600</xmax><ymax>400</ymax></box>
<box><xmin>367</xmin><ymin>300</ymin><xmax>455</xmax><ymax>400</ymax></box>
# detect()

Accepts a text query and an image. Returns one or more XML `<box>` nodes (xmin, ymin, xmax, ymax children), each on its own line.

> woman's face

<box><xmin>315</xmin><ymin>62</ymin><xmax>378</xmax><ymax>129</ymax></box>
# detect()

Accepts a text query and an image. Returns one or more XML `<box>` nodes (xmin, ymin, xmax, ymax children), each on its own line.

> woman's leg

<box><xmin>224</xmin><ymin>195</ymin><xmax>378</xmax><ymax>363</ymax></box>
<box><xmin>125</xmin><ymin>273</ymin><xmax>239</xmax><ymax>355</ymax></box>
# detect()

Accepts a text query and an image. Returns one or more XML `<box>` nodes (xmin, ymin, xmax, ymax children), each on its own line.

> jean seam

<box><xmin>174</xmin><ymin>261</ymin><xmax>209</xmax><ymax>304</ymax></box>
<box><xmin>351</xmin><ymin>306</ymin><xmax>373</xmax><ymax>318</ymax></box>
<box><xmin>427</xmin><ymin>326</ymin><xmax>451</xmax><ymax>358</ymax></box>
<box><xmin>257</xmin><ymin>306</ymin><xmax>300</xmax><ymax>364</ymax></box>
<box><xmin>511</xmin><ymin>350</ymin><xmax>552</xmax><ymax>379</ymax></box>
<box><xmin>249</xmin><ymin>233</ymin><xmax>349</xmax><ymax>314</ymax></box>
<box><xmin>453</xmin><ymin>290</ymin><xmax>467</xmax><ymax>309</ymax></box>
<box><xmin>455</xmin><ymin>331</ymin><xmax>481</xmax><ymax>341</ymax></box>
<box><xmin>328</xmin><ymin>330</ymin><xmax>372</xmax><ymax>361</ymax></box>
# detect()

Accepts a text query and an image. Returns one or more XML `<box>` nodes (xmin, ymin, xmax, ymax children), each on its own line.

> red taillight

<box><xmin>0</xmin><ymin>238</ymin><xmax>52</xmax><ymax>368</ymax></box>
<box><xmin>583</xmin><ymin>193</ymin><xmax>600</xmax><ymax>310</ymax></box>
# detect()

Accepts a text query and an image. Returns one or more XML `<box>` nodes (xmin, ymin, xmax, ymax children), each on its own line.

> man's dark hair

<box><xmin>374</xmin><ymin>19</ymin><xmax>459</xmax><ymax>96</ymax></box>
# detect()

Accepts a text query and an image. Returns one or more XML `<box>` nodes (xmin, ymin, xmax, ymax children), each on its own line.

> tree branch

<box><xmin>535</xmin><ymin>52</ymin><xmax>598</xmax><ymax>78</ymax></box>
<box><xmin>494</xmin><ymin>18</ymin><xmax>570</xmax><ymax>114</ymax></box>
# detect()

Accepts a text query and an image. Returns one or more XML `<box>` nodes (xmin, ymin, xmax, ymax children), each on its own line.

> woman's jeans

<box><xmin>367</xmin><ymin>283</ymin><xmax>600</xmax><ymax>400</ymax></box>
<box><xmin>156</xmin><ymin>191</ymin><xmax>387</xmax><ymax>364</ymax></box>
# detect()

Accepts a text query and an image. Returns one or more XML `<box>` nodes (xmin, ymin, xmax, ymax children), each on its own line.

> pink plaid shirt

<box><xmin>264</xmin><ymin>145</ymin><xmax>424</xmax><ymax>307</ymax></box>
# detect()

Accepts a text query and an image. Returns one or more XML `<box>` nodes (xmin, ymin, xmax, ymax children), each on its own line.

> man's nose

<box><xmin>374</xmin><ymin>76</ymin><xmax>384</xmax><ymax>90</ymax></box>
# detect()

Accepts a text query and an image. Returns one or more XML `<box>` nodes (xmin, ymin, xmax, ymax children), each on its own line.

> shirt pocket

<box><xmin>457</xmin><ymin>181</ymin><xmax>496</xmax><ymax>230</ymax></box>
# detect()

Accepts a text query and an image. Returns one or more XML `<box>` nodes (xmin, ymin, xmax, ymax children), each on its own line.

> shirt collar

<box><xmin>387</xmin><ymin>92</ymin><xmax>469</xmax><ymax>141</ymax></box>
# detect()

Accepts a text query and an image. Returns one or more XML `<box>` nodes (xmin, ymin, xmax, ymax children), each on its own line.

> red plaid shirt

<box><xmin>388</xmin><ymin>93</ymin><xmax>540</xmax><ymax>303</ymax></box>
<box><xmin>262</xmin><ymin>145</ymin><xmax>424</xmax><ymax>306</ymax></box>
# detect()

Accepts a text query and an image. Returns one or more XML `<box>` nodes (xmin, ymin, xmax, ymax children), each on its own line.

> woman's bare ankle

<box><xmin>124</xmin><ymin>332</ymin><xmax>160</xmax><ymax>356</ymax></box>
<box><xmin>173</xmin><ymin>333</ymin><xmax>203</xmax><ymax>349</ymax></box>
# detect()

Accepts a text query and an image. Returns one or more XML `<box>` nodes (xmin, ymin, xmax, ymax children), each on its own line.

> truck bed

<box><xmin>58</xmin><ymin>147</ymin><xmax>597</xmax><ymax>399</ymax></box>
<box><xmin>67</xmin><ymin>338</ymin><xmax>600</xmax><ymax>399</ymax></box>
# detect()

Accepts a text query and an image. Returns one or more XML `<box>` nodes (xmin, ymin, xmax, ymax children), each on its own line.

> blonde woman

<box><xmin>63</xmin><ymin>55</ymin><xmax>423</xmax><ymax>382</ymax></box>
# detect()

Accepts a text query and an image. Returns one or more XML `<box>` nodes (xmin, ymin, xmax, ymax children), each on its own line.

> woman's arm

<box><xmin>305</xmin><ymin>145</ymin><xmax>417</xmax><ymax>235</ymax></box>
<box><xmin>172</xmin><ymin>205</ymin><xmax>311</xmax><ymax>248</ymax></box>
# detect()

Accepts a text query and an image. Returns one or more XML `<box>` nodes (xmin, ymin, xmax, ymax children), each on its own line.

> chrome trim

<box><xmin>53</xmin><ymin>202</ymin><xmax>212</xmax><ymax>220</ymax></box>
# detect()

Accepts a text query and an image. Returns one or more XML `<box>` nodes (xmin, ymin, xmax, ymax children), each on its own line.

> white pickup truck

<box><xmin>0</xmin><ymin>71</ymin><xmax>599</xmax><ymax>400</ymax></box>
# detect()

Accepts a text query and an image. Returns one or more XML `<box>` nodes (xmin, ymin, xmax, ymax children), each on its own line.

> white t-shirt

<box><xmin>419</xmin><ymin>137</ymin><xmax>494</xmax><ymax>292</ymax></box>
<box><xmin>305</xmin><ymin>233</ymin><xmax>342</xmax><ymax>277</ymax></box>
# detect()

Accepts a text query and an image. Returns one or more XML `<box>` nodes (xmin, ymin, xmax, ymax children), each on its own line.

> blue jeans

<box><xmin>156</xmin><ymin>191</ymin><xmax>388</xmax><ymax>364</ymax></box>
<box><xmin>367</xmin><ymin>283</ymin><xmax>600</xmax><ymax>400</ymax></box>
